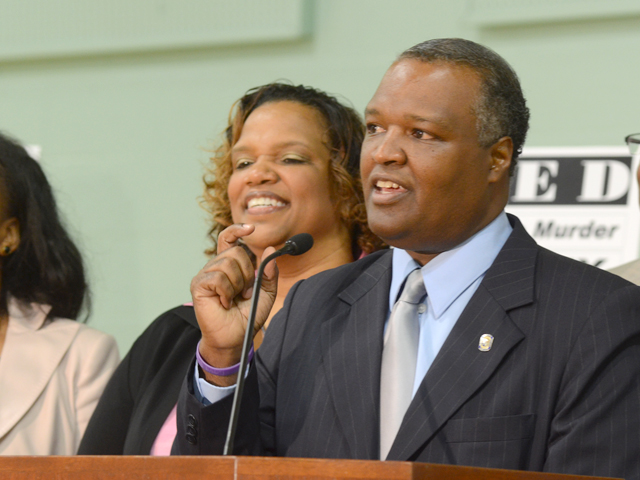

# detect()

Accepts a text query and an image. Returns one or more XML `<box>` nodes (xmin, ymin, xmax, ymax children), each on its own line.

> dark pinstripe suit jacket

<box><xmin>175</xmin><ymin>215</ymin><xmax>640</xmax><ymax>480</ymax></box>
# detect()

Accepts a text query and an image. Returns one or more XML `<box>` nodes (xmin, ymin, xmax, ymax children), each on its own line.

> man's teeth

<box><xmin>247</xmin><ymin>197</ymin><xmax>286</xmax><ymax>208</ymax></box>
<box><xmin>376</xmin><ymin>180</ymin><xmax>401</xmax><ymax>189</ymax></box>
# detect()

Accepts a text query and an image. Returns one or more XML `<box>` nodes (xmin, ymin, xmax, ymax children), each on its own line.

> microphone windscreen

<box><xmin>285</xmin><ymin>233</ymin><xmax>314</xmax><ymax>256</ymax></box>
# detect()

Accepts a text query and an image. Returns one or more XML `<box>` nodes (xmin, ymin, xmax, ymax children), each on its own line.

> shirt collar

<box><xmin>390</xmin><ymin>211</ymin><xmax>512</xmax><ymax>318</ymax></box>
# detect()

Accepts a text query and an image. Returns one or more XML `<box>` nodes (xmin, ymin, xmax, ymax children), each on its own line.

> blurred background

<box><xmin>1</xmin><ymin>0</ymin><xmax>638</xmax><ymax>354</ymax></box>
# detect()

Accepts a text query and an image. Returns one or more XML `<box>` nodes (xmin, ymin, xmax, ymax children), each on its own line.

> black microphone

<box><xmin>223</xmin><ymin>233</ymin><xmax>314</xmax><ymax>455</ymax></box>
<box><xmin>279</xmin><ymin>233</ymin><xmax>314</xmax><ymax>257</ymax></box>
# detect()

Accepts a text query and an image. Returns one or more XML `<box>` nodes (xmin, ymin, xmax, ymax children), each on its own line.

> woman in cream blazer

<box><xmin>0</xmin><ymin>132</ymin><xmax>119</xmax><ymax>454</ymax></box>
<box><xmin>0</xmin><ymin>298</ymin><xmax>118</xmax><ymax>454</ymax></box>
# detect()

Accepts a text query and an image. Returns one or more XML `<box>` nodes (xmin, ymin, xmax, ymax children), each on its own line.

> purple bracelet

<box><xmin>196</xmin><ymin>340</ymin><xmax>254</xmax><ymax>376</ymax></box>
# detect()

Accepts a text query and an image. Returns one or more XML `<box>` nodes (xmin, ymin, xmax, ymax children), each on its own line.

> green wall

<box><xmin>1</xmin><ymin>0</ymin><xmax>638</xmax><ymax>354</ymax></box>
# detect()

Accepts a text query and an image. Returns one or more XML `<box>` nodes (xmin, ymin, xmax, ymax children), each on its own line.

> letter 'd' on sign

<box><xmin>578</xmin><ymin>160</ymin><xmax>630</xmax><ymax>202</ymax></box>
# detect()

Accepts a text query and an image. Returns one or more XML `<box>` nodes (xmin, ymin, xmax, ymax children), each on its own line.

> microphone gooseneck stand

<box><xmin>223</xmin><ymin>233</ymin><xmax>313</xmax><ymax>455</ymax></box>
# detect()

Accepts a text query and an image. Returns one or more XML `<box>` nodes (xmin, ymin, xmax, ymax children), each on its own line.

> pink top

<box><xmin>150</xmin><ymin>404</ymin><xmax>177</xmax><ymax>456</ymax></box>
<box><xmin>150</xmin><ymin>301</ymin><xmax>194</xmax><ymax>455</ymax></box>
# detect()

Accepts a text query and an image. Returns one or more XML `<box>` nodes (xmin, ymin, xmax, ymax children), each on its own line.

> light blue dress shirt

<box><xmin>197</xmin><ymin>211</ymin><xmax>512</xmax><ymax>404</ymax></box>
<box><xmin>389</xmin><ymin>211</ymin><xmax>512</xmax><ymax>397</ymax></box>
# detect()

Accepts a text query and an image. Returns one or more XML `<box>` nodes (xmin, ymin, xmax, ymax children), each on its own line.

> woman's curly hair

<box><xmin>202</xmin><ymin>82</ymin><xmax>386</xmax><ymax>257</ymax></box>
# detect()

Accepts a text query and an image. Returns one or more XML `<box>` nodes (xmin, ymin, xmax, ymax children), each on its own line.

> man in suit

<box><xmin>174</xmin><ymin>38</ymin><xmax>640</xmax><ymax>480</ymax></box>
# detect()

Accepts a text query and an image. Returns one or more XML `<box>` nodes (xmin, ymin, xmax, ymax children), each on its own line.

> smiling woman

<box><xmin>204</xmin><ymin>83</ymin><xmax>383</xmax><ymax>260</ymax></box>
<box><xmin>78</xmin><ymin>82</ymin><xmax>386</xmax><ymax>456</ymax></box>
<box><xmin>227</xmin><ymin>101</ymin><xmax>344</xmax><ymax>256</ymax></box>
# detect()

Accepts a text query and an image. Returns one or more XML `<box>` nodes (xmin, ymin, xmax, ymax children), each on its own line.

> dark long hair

<box><xmin>0</xmin><ymin>132</ymin><xmax>89</xmax><ymax>320</ymax></box>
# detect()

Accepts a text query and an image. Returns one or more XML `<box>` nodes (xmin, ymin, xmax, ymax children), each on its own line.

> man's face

<box><xmin>361</xmin><ymin>59</ymin><xmax>510</xmax><ymax>264</ymax></box>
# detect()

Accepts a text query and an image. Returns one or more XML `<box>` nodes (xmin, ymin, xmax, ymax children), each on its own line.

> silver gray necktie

<box><xmin>379</xmin><ymin>268</ymin><xmax>426</xmax><ymax>460</ymax></box>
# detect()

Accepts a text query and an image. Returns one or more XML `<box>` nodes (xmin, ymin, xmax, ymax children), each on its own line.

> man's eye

<box><xmin>366</xmin><ymin>124</ymin><xmax>382</xmax><ymax>134</ymax></box>
<box><xmin>413</xmin><ymin>129</ymin><xmax>431</xmax><ymax>139</ymax></box>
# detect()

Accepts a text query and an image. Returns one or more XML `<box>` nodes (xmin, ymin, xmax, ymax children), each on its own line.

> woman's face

<box><xmin>227</xmin><ymin>100</ymin><xmax>343</xmax><ymax>252</ymax></box>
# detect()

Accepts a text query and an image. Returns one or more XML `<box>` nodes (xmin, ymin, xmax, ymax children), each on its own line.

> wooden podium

<box><xmin>0</xmin><ymin>456</ymin><xmax>618</xmax><ymax>480</ymax></box>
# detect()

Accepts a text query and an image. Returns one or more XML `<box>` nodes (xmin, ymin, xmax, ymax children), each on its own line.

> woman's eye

<box><xmin>282</xmin><ymin>156</ymin><xmax>306</xmax><ymax>164</ymax></box>
<box><xmin>234</xmin><ymin>159</ymin><xmax>253</xmax><ymax>169</ymax></box>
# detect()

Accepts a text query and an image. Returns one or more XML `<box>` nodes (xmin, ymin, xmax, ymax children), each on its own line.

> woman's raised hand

<box><xmin>190</xmin><ymin>224</ymin><xmax>277</xmax><ymax>385</ymax></box>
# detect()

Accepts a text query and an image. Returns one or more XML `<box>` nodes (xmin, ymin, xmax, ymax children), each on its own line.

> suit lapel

<box><xmin>389</xmin><ymin>218</ymin><xmax>539</xmax><ymax>460</ymax></box>
<box><xmin>320</xmin><ymin>251</ymin><xmax>393</xmax><ymax>460</ymax></box>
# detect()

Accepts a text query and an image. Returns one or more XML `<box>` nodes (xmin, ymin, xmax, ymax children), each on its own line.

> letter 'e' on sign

<box><xmin>507</xmin><ymin>146</ymin><xmax>639</xmax><ymax>270</ymax></box>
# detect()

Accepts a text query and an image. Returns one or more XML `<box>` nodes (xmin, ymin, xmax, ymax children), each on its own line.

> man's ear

<box><xmin>488</xmin><ymin>136</ymin><xmax>513</xmax><ymax>183</ymax></box>
<box><xmin>0</xmin><ymin>218</ymin><xmax>20</xmax><ymax>256</ymax></box>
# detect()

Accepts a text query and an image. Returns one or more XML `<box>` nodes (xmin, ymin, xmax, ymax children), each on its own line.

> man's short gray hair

<box><xmin>399</xmin><ymin>38</ymin><xmax>530</xmax><ymax>174</ymax></box>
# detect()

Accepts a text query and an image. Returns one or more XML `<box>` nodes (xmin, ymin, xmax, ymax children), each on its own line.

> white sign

<box><xmin>506</xmin><ymin>147</ymin><xmax>639</xmax><ymax>269</ymax></box>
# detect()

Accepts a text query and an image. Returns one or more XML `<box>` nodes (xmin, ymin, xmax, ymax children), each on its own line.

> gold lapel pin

<box><xmin>478</xmin><ymin>334</ymin><xmax>494</xmax><ymax>352</ymax></box>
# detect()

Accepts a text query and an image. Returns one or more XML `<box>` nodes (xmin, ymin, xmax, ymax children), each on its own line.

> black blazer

<box><xmin>175</xmin><ymin>216</ymin><xmax>640</xmax><ymax>480</ymax></box>
<box><xmin>79</xmin><ymin>305</ymin><xmax>200</xmax><ymax>454</ymax></box>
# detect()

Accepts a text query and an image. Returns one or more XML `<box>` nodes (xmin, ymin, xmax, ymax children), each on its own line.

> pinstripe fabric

<box><xmin>175</xmin><ymin>215</ymin><xmax>640</xmax><ymax>480</ymax></box>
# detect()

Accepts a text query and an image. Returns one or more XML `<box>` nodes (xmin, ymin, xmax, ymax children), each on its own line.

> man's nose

<box><xmin>371</xmin><ymin>130</ymin><xmax>407</xmax><ymax>165</ymax></box>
